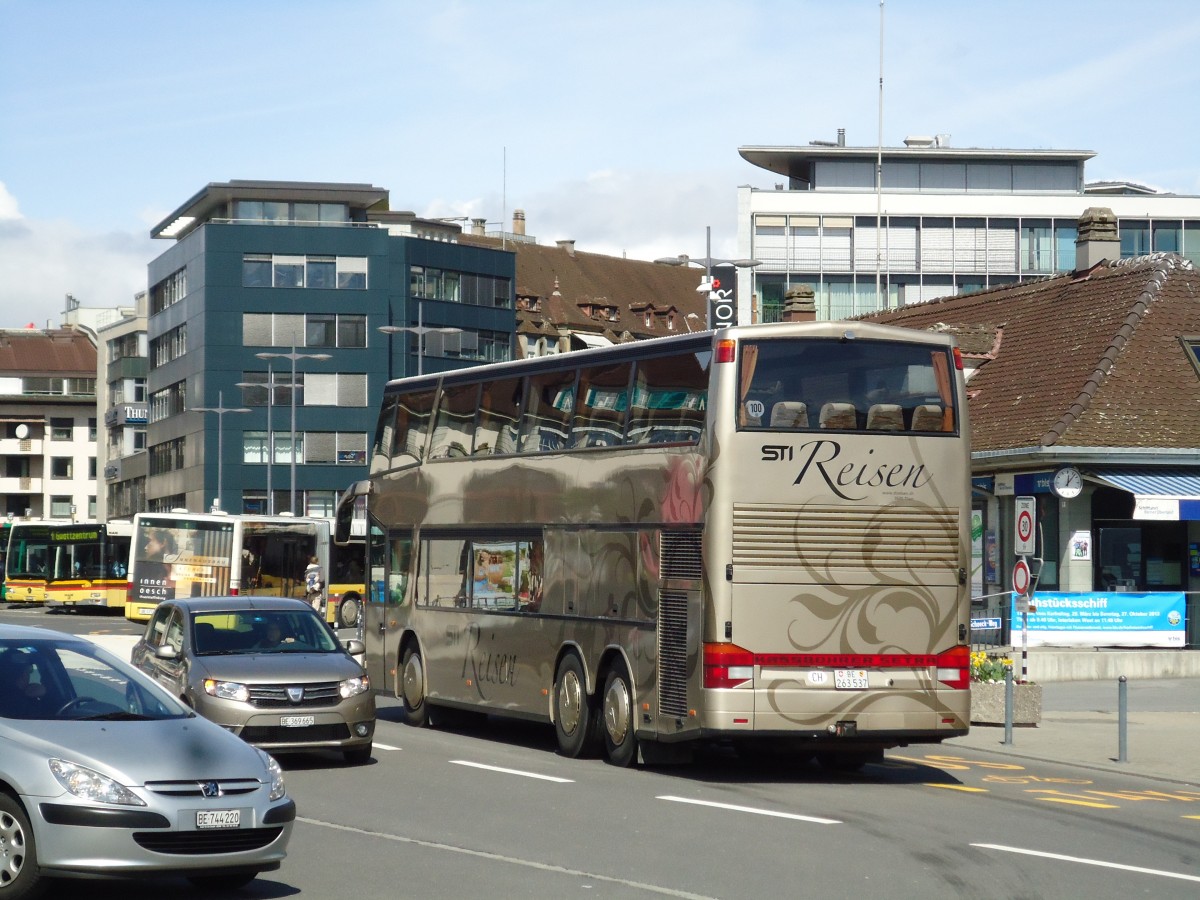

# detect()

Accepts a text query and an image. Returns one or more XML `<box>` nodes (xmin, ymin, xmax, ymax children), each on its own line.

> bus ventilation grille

<box><xmin>658</xmin><ymin>589</ymin><xmax>689</xmax><ymax>719</ymax></box>
<box><xmin>732</xmin><ymin>503</ymin><xmax>959</xmax><ymax>570</ymax></box>
<box><xmin>660</xmin><ymin>530</ymin><xmax>703</xmax><ymax>581</ymax></box>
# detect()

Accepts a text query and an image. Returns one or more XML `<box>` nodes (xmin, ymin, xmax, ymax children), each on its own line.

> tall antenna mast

<box><xmin>502</xmin><ymin>146</ymin><xmax>507</xmax><ymax>252</ymax></box>
<box><xmin>875</xmin><ymin>0</ymin><xmax>885</xmax><ymax>309</ymax></box>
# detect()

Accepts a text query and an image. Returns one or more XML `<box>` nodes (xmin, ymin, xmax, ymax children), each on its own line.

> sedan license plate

<box><xmin>281</xmin><ymin>715</ymin><xmax>315</xmax><ymax>727</ymax></box>
<box><xmin>196</xmin><ymin>809</ymin><xmax>240</xmax><ymax>829</ymax></box>
<box><xmin>834</xmin><ymin>669</ymin><xmax>869</xmax><ymax>690</ymax></box>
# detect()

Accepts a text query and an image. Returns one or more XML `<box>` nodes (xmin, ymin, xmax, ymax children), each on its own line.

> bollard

<box><xmin>1002</xmin><ymin>664</ymin><xmax>1014</xmax><ymax>745</ymax></box>
<box><xmin>1117</xmin><ymin>675</ymin><xmax>1128</xmax><ymax>763</ymax></box>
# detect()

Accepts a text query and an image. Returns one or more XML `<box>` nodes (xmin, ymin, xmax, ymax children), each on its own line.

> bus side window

<box><xmin>391</xmin><ymin>390</ymin><xmax>435</xmax><ymax>465</ymax></box>
<box><xmin>430</xmin><ymin>382</ymin><xmax>479</xmax><ymax>459</ymax></box>
<box><xmin>518</xmin><ymin>371</ymin><xmax>575</xmax><ymax>453</ymax></box>
<box><xmin>570</xmin><ymin>362</ymin><xmax>631</xmax><ymax>449</ymax></box>
<box><xmin>475</xmin><ymin>376</ymin><xmax>524</xmax><ymax>456</ymax></box>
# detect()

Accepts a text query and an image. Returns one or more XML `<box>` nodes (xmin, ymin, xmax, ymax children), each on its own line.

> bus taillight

<box><xmin>953</xmin><ymin>346</ymin><xmax>963</xmax><ymax>370</ymax></box>
<box><xmin>935</xmin><ymin>645</ymin><xmax>970</xmax><ymax>690</ymax></box>
<box><xmin>715</xmin><ymin>339</ymin><xmax>736</xmax><ymax>364</ymax></box>
<box><xmin>703</xmin><ymin>643</ymin><xmax>754</xmax><ymax>689</ymax></box>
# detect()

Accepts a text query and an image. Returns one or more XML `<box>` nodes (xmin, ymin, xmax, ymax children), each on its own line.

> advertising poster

<box><xmin>1026</xmin><ymin>591</ymin><xmax>1186</xmax><ymax>648</ymax></box>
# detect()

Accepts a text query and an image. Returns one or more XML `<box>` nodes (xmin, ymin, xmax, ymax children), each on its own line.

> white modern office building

<box><xmin>736</xmin><ymin>133</ymin><xmax>1200</xmax><ymax>322</ymax></box>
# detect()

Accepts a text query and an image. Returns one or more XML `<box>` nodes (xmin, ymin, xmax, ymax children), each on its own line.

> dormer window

<box><xmin>1183</xmin><ymin>336</ymin><xmax>1200</xmax><ymax>377</ymax></box>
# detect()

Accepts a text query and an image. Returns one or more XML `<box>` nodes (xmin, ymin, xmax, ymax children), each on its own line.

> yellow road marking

<box><xmin>924</xmin><ymin>783</ymin><xmax>988</xmax><ymax>793</ymax></box>
<box><xmin>1035</xmin><ymin>796</ymin><xmax>1119</xmax><ymax>808</ymax></box>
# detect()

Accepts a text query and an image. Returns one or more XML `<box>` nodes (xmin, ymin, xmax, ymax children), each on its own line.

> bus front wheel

<box><xmin>400</xmin><ymin>644</ymin><xmax>429</xmax><ymax>728</ymax></box>
<box><xmin>601</xmin><ymin>660</ymin><xmax>637</xmax><ymax>767</ymax></box>
<box><xmin>554</xmin><ymin>654</ymin><xmax>599</xmax><ymax>758</ymax></box>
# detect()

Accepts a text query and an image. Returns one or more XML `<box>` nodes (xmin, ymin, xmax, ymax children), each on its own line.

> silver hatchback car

<box><xmin>0</xmin><ymin>624</ymin><xmax>293</xmax><ymax>898</ymax></box>
<box><xmin>131</xmin><ymin>597</ymin><xmax>375</xmax><ymax>764</ymax></box>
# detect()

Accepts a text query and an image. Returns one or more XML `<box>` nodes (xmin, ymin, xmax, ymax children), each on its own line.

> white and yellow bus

<box><xmin>3</xmin><ymin>520</ymin><xmax>69</xmax><ymax>604</ymax></box>
<box><xmin>338</xmin><ymin>321</ymin><xmax>972</xmax><ymax>767</ymax></box>
<box><xmin>126</xmin><ymin>511</ymin><xmax>329</xmax><ymax>622</ymax></box>
<box><xmin>44</xmin><ymin>520</ymin><xmax>133</xmax><ymax>611</ymax></box>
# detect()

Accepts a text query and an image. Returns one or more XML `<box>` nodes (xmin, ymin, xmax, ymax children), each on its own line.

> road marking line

<box><xmin>1033</xmin><ymin>797</ymin><xmax>1119</xmax><ymax>808</ymax></box>
<box><xmin>449</xmin><ymin>760</ymin><xmax>573</xmax><ymax>783</ymax></box>
<box><xmin>373</xmin><ymin>742</ymin><xmax>401</xmax><ymax>751</ymax></box>
<box><xmin>972</xmin><ymin>843</ymin><xmax>1200</xmax><ymax>884</ymax></box>
<box><xmin>1184</xmin><ymin>815</ymin><xmax>1200</xmax><ymax>820</ymax></box>
<box><xmin>299</xmin><ymin>816</ymin><xmax>718</xmax><ymax>899</ymax></box>
<box><xmin>657</xmin><ymin>795</ymin><xmax>840</xmax><ymax>825</ymax></box>
<box><xmin>925</xmin><ymin>783</ymin><xmax>988</xmax><ymax>793</ymax></box>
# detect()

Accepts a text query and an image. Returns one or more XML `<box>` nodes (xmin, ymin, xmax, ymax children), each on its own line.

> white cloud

<box><xmin>0</xmin><ymin>183</ymin><xmax>20</xmax><ymax>220</ymax></box>
<box><xmin>0</xmin><ymin>201</ymin><xmax>153</xmax><ymax>328</ymax></box>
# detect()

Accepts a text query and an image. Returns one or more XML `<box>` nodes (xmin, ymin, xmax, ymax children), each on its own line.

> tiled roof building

<box><xmin>860</xmin><ymin>209</ymin><xmax>1200</xmax><ymax>646</ymax></box>
<box><xmin>464</xmin><ymin>228</ymin><xmax>707</xmax><ymax>354</ymax></box>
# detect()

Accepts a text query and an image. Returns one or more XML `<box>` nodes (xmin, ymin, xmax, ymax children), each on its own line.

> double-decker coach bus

<box><xmin>44</xmin><ymin>520</ymin><xmax>133</xmax><ymax>610</ymax></box>
<box><xmin>337</xmin><ymin>321</ymin><xmax>973</xmax><ymax>768</ymax></box>
<box><xmin>125</xmin><ymin>511</ymin><xmax>329</xmax><ymax>622</ymax></box>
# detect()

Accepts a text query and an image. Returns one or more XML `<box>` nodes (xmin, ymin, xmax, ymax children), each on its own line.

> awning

<box><xmin>1087</xmin><ymin>468</ymin><xmax>1200</xmax><ymax>520</ymax></box>
<box><xmin>571</xmin><ymin>332</ymin><xmax>612</xmax><ymax>350</ymax></box>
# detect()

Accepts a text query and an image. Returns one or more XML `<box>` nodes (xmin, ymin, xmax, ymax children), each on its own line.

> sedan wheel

<box><xmin>0</xmin><ymin>794</ymin><xmax>41</xmax><ymax>899</ymax></box>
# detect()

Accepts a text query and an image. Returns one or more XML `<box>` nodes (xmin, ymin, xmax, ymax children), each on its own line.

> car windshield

<box><xmin>0</xmin><ymin>639</ymin><xmax>191</xmax><ymax>722</ymax></box>
<box><xmin>191</xmin><ymin>609</ymin><xmax>340</xmax><ymax>656</ymax></box>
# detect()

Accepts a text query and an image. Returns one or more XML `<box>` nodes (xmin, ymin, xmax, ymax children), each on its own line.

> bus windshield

<box><xmin>737</xmin><ymin>337</ymin><xmax>957</xmax><ymax>433</ymax></box>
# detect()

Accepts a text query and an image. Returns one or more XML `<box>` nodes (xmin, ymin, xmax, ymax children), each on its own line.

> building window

<box><xmin>1119</xmin><ymin>221</ymin><xmax>1150</xmax><ymax>257</ymax></box>
<box><xmin>51</xmin><ymin>418</ymin><xmax>72</xmax><ymax>440</ymax></box>
<box><xmin>50</xmin><ymin>496</ymin><xmax>73</xmax><ymax>518</ymax></box>
<box><xmin>150</xmin><ymin>267</ymin><xmax>187</xmax><ymax>315</ymax></box>
<box><xmin>51</xmin><ymin>457</ymin><xmax>73</xmax><ymax>479</ymax></box>
<box><xmin>88</xmin><ymin>418</ymin><xmax>97</xmax><ymax>441</ymax></box>
<box><xmin>241</xmin><ymin>253</ymin><xmax>367</xmax><ymax>289</ymax></box>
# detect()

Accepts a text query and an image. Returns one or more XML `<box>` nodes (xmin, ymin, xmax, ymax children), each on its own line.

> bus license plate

<box><xmin>281</xmin><ymin>715</ymin><xmax>315</xmax><ymax>727</ymax></box>
<box><xmin>196</xmin><ymin>809</ymin><xmax>240</xmax><ymax>829</ymax></box>
<box><xmin>834</xmin><ymin>669</ymin><xmax>869</xmax><ymax>690</ymax></box>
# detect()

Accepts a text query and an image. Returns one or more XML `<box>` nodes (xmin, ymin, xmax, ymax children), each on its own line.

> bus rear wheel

<box><xmin>554</xmin><ymin>654</ymin><xmax>599</xmax><ymax>758</ymax></box>
<box><xmin>337</xmin><ymin>594</ymin><xmax>361</xmax><ymax>629</ymax></box>
<box><xmin>601</xmin><ymin>660</ymin><xmax>637</xmax><ymax>767</ymax></box>
<box><xmin>400</xmin><ymin>644</ymin><xmax>429</xmax><ymax>728</ymax></box>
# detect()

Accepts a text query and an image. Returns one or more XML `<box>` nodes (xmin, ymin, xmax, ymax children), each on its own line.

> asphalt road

<box><xmin>3</xmin><ymin>604</ymin><xmax>1199</xmax><ymax>899</ymax></box>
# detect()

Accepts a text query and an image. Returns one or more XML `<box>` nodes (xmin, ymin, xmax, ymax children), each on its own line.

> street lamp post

<box><xmin>235</xmin><ymin>363</ymin><xmax>276</xmax><ymax>514</ymax></box>
<box><xmin>192</xmin><ymin>390</ymin><xmax>250</xmax><ymax>513</ymax></box>
<box><xmin>255</xmin><ymin>345</ymin><xmax>331</xmax><ymax>515</ymax></box>
<box><xmin>655</xmin><ymin>225</ymin><xmax>761</xmax><ymax>327</ymax></box>
<box><xmin>379</xmin><ymin>302</ymin><xmax>464</xmax><ymax>377</ymax></box>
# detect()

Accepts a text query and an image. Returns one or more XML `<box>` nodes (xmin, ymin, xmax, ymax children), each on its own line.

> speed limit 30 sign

<box><xmin>1014</xmin><ymin>496</ymin><xmax>1036</xmax><ymax>555</ymax></box>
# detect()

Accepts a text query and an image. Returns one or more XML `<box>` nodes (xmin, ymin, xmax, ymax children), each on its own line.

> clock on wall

<box><xmin>1051</xmin><ymin>466</ymin><xmax>1083</xmax><ymax>499</ymax></box>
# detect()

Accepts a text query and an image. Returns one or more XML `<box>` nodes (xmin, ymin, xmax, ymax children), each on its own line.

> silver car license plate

<box><xmin>196</xmin><ymin>809</ymin><xmax>240</xmax><ymax>829</ymax></box>
<box><xmin>281</xmin><ymin>715</ymin><xmax>315</xmax><ymax>727</ymax></box>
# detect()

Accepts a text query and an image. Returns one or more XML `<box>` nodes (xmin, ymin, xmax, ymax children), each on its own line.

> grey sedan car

<box><xmin>0</xmin><ymin>624</ymin><xmax>293</xmax><ymax>898</ymax></box>
<box><xmin>131</xmin><ymin>597</ymin><xmax>375</xmax><ymax>764</ymax></box>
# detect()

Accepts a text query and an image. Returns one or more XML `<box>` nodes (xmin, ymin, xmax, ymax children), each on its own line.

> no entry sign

<box><xmin>1012</xmin><ymin>558</ymin><xmax>1031</xmax><ymax>596</ymax></box>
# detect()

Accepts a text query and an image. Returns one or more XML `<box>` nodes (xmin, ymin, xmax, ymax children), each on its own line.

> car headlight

<box><xmin>204</xmin><ymin>678</ymin><xmax>250</xmax><ymax>702</ymax></box>
<box><xmin>49</xmin><ymin>759</ymin><xmax>147</xmax><ymax>807</ymax></box>
<box><xmin>339</xmin><ymin>674</ymin><xmax>370</xmax><ymax>699</ymax></box>
<box><xmin>257</xmin><ymin>750</ymin><xmax>286</xmax><ymax>801</ymax></box>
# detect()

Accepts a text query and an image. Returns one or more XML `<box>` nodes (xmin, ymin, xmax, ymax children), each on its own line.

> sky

<box><xmin>2</xmin><ymin>0</ymin><xmax>1200</xmax><ymax>329</ymax></box>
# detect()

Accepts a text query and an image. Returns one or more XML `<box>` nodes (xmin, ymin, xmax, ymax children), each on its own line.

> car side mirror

<box><xmin>155</xmin><ymin>644</ymin><xmax>179</xmax><ymax>660</ymax></box>
<box><xmin>343</xmin><ymin>639</ymin><xmax>365</xmax><ymax>656</ymax></box>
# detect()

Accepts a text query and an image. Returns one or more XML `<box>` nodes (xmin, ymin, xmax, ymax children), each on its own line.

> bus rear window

<box><xmin>737</xmin><ymin>338</ymin><xmax>956</xmax><ymax>434</ymax></box>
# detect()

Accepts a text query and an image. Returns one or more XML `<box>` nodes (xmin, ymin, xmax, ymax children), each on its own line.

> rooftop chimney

<box><xmin>1075</xmin><ymin>207</ymin><xmax>1120</xmax><ymax>271</ymax></box>
<box><xmin>556</xmin><ymin>239</ymin><xmax>576</xmax><ymax>257</ymax></box>
<box><xmin>837</xmin><ymin>128</ymin><xmax>846</xmax><ymax>146</ymax></box>
<box><xmin>783</xmin><ymin>285</ymin><xmax>816</xmax><ymax>323</ymax></box>
<box><xmin>470</xmin><ymin>218</ymin><xmax>486</xmax><ymax>236</ymax></box>
<box><xmin>512</xmin><ymin>209</ymin><xmax>526</xmax><ymax>235</ymax></box>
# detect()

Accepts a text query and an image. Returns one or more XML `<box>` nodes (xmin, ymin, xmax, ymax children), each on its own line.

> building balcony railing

<box><xmin>0</xmin><ymin>476</ymin><xmax>37</xmax><ymax>494</ymax></box>
<box><xmin>0</xmin><ymin>438</ymin><xmax>41</xmax><ymax>455</ymax></box>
